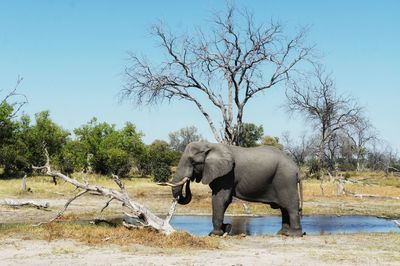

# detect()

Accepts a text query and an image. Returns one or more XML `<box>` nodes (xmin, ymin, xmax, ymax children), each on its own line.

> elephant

<box><xmin>168</xmin><ymin>141</ymin><xmax>304</xmax><ymax>237</ymax></box>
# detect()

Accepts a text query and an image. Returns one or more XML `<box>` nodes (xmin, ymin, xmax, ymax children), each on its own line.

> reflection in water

<box><xmin>170</xmin><ymin>215</ymin><xmax>400</xmax><ymax>236</ymax></box>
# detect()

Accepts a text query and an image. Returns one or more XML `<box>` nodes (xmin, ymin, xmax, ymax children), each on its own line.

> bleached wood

<box><xmin>32</xmin><ymin>149</ymin><xmax>177</xmax><ymax>234</ymax></box>
<box><xmin>1</xmin><ymin>199</ymin><xmax>49</xmax><ymax>209</ymax></box>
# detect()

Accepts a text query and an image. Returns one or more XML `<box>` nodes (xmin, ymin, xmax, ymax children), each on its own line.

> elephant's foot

<box><xmin>276</xmin><ymin>224</ymin><xmax>290</xmax><ymax>235</ymax></box>
<box><xmin>284</xmin><ymin>228</ymin><xmax>304</xmax><ymax>237</ymax></box>
<box><xmin>208</xmin><ymin>229</ymin><xmax>224</xmax><ymax>236</ymax></box>
<box><xmin>222</xmin><ymin>223</ymin><xmax>232</xmax><ymax>234</ymax></box>
<box><xmin>209</xmin><ymin>223</ymin><xmax>232</xmax><ymax>236</ymax></box>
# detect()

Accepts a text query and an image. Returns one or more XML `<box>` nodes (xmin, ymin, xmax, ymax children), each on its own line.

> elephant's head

<box><xmin>171</xmin><ymin>142</ymin><xmax>234</xmax><ymax>205</ymax></box>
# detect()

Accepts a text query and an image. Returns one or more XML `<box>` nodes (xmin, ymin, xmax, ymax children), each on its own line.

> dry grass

<box><xmin>0</xmin><ymin>223</ymin><xmax>219</xmax><ymax>249</ymax></box>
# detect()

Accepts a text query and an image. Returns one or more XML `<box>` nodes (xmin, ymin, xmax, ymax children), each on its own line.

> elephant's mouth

<box><xmin>172</xmin><ymin>178</ymin><xmax>192</xmax><ymax>205</ymax></box>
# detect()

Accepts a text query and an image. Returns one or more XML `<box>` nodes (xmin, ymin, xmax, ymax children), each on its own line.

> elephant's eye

<box><xmin>190</xmin><ymin>157</ymin><xmax>203</xmax><ymax>166</ymax></box>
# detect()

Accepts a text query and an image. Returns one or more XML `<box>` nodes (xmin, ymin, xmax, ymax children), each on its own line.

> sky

<box><xmin>0</xmin><ymin>0</ymin><xmax>399</xmax><ymax>151</ymax></box>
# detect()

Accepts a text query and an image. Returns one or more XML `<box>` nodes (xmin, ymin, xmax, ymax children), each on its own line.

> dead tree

<box><xmin>123</xmin><ymin>5</ymin><xmax>313</xmax><ymax>145</ymax></box>
<box><xmin>281</xmin><ymin>131</ymin><xmax>315</xmax><ymax>166</ymax></box>
<box><xmin>344</xmin><ymin>116</ymin><xmax>377</xmax><ymax>171</ymax></box>
<box><xmin>286</xmin><ymin>65</ymin><xmax>363</xmax><ymax>174</ymax></box>
<box><xmin>32</xmin><ymin>150</ymin><xmax>177</xmax><ymax>235</ymax></box>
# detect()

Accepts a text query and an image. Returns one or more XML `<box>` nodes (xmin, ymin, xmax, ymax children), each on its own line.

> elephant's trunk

<box><xmin>172</xmin><ymin>179</ymin><xmax>192</xmax><ymax>205</ymax></box>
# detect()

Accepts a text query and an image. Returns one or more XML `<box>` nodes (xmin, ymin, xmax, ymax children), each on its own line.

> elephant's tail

<box><xmin>297</xmin><ymin>172</ymin><xmax>303</xmax><ymax>218</ymax></box>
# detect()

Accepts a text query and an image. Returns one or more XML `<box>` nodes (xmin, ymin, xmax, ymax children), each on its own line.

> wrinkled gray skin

<box><xmin>172</xmin><ymin>141</ymin><xmax>303</xmax><ymax>237</ymax></box>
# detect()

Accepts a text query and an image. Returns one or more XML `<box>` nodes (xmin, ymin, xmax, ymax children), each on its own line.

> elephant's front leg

<box><xmin>209</xmin><ymin>188</ymin><xmax>232</xmax><ymax>236</ymax></box>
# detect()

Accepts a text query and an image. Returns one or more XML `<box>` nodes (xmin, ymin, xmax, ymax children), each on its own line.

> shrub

<box><xmin>152</xmin><ymin>163</ymin><xmax>172</xmax><ymax>182</ymax></box>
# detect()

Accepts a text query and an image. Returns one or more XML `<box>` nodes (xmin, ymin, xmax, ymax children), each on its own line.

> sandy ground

<box><xmin>1</xmin><ymin>193</ymin><xmax>399</xmax><ymax>265</ymax></box>
<box><xmin>1</xmin><ymin>234</ymin><xmax>399</xmax><ymax>266</ymax></box>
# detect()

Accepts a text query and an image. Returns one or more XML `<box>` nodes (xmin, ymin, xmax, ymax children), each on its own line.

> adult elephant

<box><xmin>168</xmin><ymin>141</ymin><xmax>303</xmax><ymax>237</ymax></box>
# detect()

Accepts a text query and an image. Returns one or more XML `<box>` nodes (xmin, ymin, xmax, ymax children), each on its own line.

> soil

<box><xmin>1</xmin><ymin>234</ymin><xmax>399</xmax><ymax>266</ymax></box>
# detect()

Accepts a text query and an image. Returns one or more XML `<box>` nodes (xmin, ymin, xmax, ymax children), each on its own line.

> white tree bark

<box><xmin>32</xmin><ymin>150</ymin><xmax>177</xmax><ymax>234</ymax></box>
<box><xmin>0</xmin><ymin>199</ymin><xmax>49</xmax><ymax>209</ymax></box>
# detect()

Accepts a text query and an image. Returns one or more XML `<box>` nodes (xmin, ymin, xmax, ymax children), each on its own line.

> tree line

<box><xmin>0</xmin><ymin>98</ymin><xmax>185</xmax><ymax>181</ymax></box>
<box><xmin>1</xmin><ymin>93</ymin><xmax>399</xmax><ymax>182</ymax></box>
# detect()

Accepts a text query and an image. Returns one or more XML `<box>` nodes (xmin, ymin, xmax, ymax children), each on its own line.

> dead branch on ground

<box><xmin>0</xmin><ymin>199</ymin><xmax>49</xmax><ymax>210</ymax></box>
<box><xmin>32</xmin><ymin>149</ymin><xmax>177</xmax><ymax>234</ymax></box>
<box><xmin>333</xmin><ymin>175</ymin><xmax>400</xmax><ymax>200</ymax></box>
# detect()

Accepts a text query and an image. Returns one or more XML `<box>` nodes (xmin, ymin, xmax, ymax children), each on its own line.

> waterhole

<box><xmin>169</xmin><ymin>215</ymin><xmax>400</xmax><ymax>236</ymax></box>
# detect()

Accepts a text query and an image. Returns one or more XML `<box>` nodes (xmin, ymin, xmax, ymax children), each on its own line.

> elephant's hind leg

<box><xmin>277</xmin><ymin>208</ymin><xmax>290</xmax><ymax>235</ymax></box>
<box><xmin>285</xmin><ymin>208</ymin><xmax>303</xmax><ymax>237</ymax></box>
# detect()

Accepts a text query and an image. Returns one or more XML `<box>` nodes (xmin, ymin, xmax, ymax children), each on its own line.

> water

<box><xmin>170</xmin><ymin>215</ymin><xmax>400</xmax><ymax>236</ymax></box>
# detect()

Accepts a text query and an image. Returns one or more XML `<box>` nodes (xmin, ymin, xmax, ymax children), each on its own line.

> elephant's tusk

<box><xmin>157</xmin><ymin>177</ymin><xmax>189</xmax><ymax>187</ymax></box>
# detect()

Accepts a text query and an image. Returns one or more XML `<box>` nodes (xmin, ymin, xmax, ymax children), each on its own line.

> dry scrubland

<box><xmin>1</xmin><ymin>172</ymin><xmax>399</xmax><ymax>265</ymax></box>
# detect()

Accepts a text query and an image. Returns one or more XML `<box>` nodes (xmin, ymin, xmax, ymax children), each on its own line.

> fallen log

<box><xmin>32</xmin><ymin>148</ymin><xmax>177</xmax><ymax>235</ymax></box>
<box><xmin>345</xmin><ymin>191</ymin><xmax>400</xmax><ymax>200</ymax></box>
<box><xmin>0</xmin><ymin>199</ymin><xmax>49</xmax><ymax>209</ymax></box>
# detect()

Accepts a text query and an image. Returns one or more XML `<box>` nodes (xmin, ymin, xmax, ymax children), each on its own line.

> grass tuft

<box><xmin>0</xmin><ymin>223</ymin><xmax>219</xmax><ymax>249</ymax></box>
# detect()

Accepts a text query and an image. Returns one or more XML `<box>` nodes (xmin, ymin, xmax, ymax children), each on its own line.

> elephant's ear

<box><xmin>202</xmin><ymin>144</ymin><xmax>234</xmax><ymax>185</ymax></box>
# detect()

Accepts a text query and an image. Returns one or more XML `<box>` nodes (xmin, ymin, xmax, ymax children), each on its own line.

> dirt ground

<box><xmin>1</xmin><ymin>176</ymin><xmax>399</xmax><ymax>265</ymax></box>
<box><xmin>1</xmin><ymin>233</ymin><xmax>399</xmax><ymax>266</ymax></box>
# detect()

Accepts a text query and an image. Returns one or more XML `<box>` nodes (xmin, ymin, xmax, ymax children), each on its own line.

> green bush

<box><xmin>137</xmin><ymin>140</ymin><xmax>180</xmax><ymax>181</ymax></box>
<box><xmin>73</xmin><ymin>118</ymin><xmax>145</xmax><ymax>177</ymax></box>
<box><xmin>152</xmin><ymin>163</ymin><xmax>172</xmax><ymax>182</ymax></box>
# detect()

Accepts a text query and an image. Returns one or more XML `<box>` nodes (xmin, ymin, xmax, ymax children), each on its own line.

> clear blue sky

<box><xmin>1</xmin><ymin>0</ymin><xmax>399</xmax><ymax>151</ymax></box>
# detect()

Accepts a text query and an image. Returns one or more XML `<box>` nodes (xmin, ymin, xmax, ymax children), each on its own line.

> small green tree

<box><xmin>138</xmin><ymin>140</ymin><xmax>180</xmax><ymax>182</ymax></box>
<box><xmin>238</xmin><ymin>123</ymin><xmax>264</xmax><ymax>147</ymax></box>
<box><xmin>20</xmin><ymin>111</ymin><xmax>70</xmax><ymax>168</ymax></box>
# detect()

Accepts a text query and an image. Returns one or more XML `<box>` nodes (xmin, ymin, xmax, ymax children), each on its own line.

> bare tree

<box><xmin>169</xmin><ymin>126</ymin><xmax>203</xmax><ymax>152</ymax></box>
<box><xmin>367</xmin><ymin>140</ymin><xmax>399</xmax><ymax>175</ymax></box>
<box><xmin>0</xmin><ymin>76</ymin><xmax>27</xmax><ymax>120</ymax></box>
<box><xmin>123</xmin><ymin>5</ymin><xmax>313</xmax><ymax>145</ymax></box>
<box><xmin>282</xmin><ymin>131</ymin><xmax>315</xmax><ymax>165</ymax></box>
<box><xmin>344</xmin><ymin>115</ymin><xmax>377</xmax><ymax>171</ymax></box>
<box><xmin>285</xmin><ymin>66</ymin><xmax>362</xmax><ymax>172</ymax></box>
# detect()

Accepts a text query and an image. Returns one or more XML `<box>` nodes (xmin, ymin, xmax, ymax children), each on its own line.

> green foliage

<box><xmin>261</xmin><ymin>136</ymin><xmax>283</xmax><ymax>150</ymax></box>
<box><xmin>238</xmin><ymin>123</ymin><xmax>264</xmax><ymax>147</ymax></box>
<box><xmin>60</xmin><ymin>140</ymin><xmax>88</xmax><ymax>174</ymax></box>
<box><xmin>22</xmin><ymin>111</ymin><xmax>70</xmax><ymax>167</ymax></box>
<box><xmin>0</xmin><ymin>101</ymin><xmax>16</xmax><ymax>145</ymax></box>
<box><xmin>72</xmin><ymin>118</ymin><xmax>145</xmax><ymax>177</ymax></box>
<box><xmin>0</xmin><ymin>102</ymin><xmax>20</xmax><ymax>176</ymax></box>
<box><xmin>152</xmin><ymin>163</ymin><xmax>172</xmax><ymax>183</ymax></box>
<box><xmin>0</xmin><ymin>112</ymin><xmax>148</xmax><ymax>178</ymax></box>
<box><xmin>138</xmin><ymin>140</ymin><xmax>180</xmax><ymax>182</ymax></box>
<box><xmin>0</xmin><ymin>108</ymin><xmax>69</xmax><ymax>177</ymax></box>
